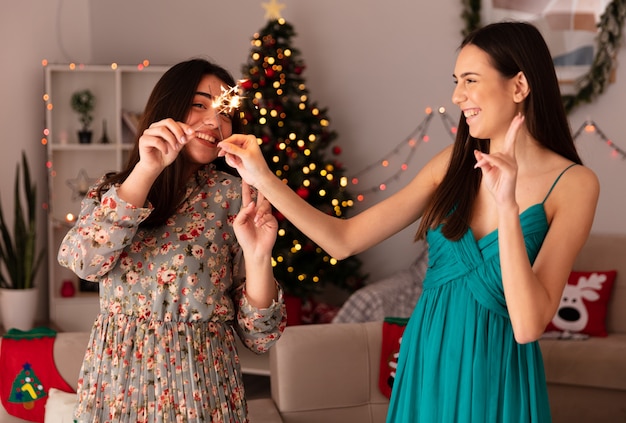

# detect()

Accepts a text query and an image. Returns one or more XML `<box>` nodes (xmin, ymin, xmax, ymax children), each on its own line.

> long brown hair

<box><xmin>98</xmin><ymin>58</ymin><xmax>243</xmax><ymax>227</ymax></box>
<box><xmin>415</xmin><ymin>21</ymin><xmax>582</xmax><ymax>241</ymax></box>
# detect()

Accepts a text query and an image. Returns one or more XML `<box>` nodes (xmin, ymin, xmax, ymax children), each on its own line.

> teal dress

<box><xmin>387</xmin><ymin>165</ymin><xmax>575</xmax><ymax>423</ymax></box>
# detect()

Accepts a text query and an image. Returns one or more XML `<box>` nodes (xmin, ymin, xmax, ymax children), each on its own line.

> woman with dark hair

<box><xmin>58</xmin><ymin>58</ymin><xmax>286</xmax><ymax>422</ymax></box>
<box><xmin>218</xmin><ymin>21</ymin><xmax>599</xmax><ymax>422</ymax></box>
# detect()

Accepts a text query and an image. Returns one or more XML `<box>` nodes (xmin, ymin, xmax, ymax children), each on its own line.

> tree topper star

<box><xmin>262</xmin><ymin>0</ymin><xmax>285</xmax><ymax>20</ymax></box>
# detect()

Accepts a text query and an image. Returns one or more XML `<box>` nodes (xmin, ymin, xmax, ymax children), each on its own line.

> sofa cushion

<box><xmin>270</xmin><ymin>322</ymin><xmax>389</xmax><ymax>422</ymax></box>
<box><xmin>546</xmin><ymin>270</ymin><xmax>617</xmax><ymax>337</ymax></box>
<box><xmin>539</xmin><ymin>334</ymin><xmax>626</xmax><ymax>391</ymax></box>
<box><xmin>44</xmin><ymin>388</ymin><xmax>76</xmax><ymax>423</ymax></box>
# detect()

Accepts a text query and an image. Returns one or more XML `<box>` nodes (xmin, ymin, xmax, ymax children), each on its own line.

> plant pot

<box><xmin>78</xmin><ymin>130</ymin><xmax>93</xmax><ymax>144</ymax></box>
<box><xmin>0</xmin><ymin>288</ymin><xmax>39</xmax><ymax>331</ymax></box>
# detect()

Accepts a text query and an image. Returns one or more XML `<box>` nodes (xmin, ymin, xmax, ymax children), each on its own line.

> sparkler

<box><xmin>211</xmin><ymin>82</ymin><xmax>244</xmax><ymax>116</ymax></box>
<box><xmin>197</xmin><ymin>81</ymin><xmax>245</xmax><ymax>142</ymax></box>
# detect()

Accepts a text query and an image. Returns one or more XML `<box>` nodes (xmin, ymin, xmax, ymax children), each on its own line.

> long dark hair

<box><xmin>416</xmin><ymin>21</ymin><xmax>582</xmax><ymax>241</ymax></box>
<box><xmin>98</xmin><ymin>58</ymin><xmax>243</xmax><ymax>227</ymax></box>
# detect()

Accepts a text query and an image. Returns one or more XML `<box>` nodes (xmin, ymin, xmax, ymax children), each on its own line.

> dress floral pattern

<box><xmin>58</xmin><ymin>164</ymin><xmax>286</xmax><ymax>423</ymax></box>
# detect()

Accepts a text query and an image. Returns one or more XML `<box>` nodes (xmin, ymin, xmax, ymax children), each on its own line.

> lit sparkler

<box><xmin>211</xmin><ymin>81</ymin><xmax>245</xmax><ymax>116</ymax></box>
<box><xmin>196</xmin><ymin>81</ymin><xmax>245</xmax><ymax>143</ymax></box>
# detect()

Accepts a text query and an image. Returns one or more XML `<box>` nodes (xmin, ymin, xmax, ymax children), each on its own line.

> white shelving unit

<box><xmin>45</xmin><ymin>63</ymin><xmax>167</xmax><ymax>331</ymax></box>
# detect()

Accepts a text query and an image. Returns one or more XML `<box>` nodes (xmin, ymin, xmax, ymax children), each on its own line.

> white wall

<box><xmin>1</xmin><ymin>1</ymin><xmax>625</xmax><ymax>318</ymax></box>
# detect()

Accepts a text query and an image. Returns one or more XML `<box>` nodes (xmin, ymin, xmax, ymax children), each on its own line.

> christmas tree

<box><xmin>239</xmin><ymin>12</ymin><xmax>367</xmax><ymax>299</ymax></box>
<box><xmin>8</xmin><ymin>363</ymin><xmax>46</xmax><ymax>410</ymax></box>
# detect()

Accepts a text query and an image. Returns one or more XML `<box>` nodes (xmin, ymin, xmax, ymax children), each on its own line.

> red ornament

<box><xmin>274</xmin><ymin>211</ymin><xmax>286</xmax><ymax>222</ymax></box>
<box><xmin>241</xmin><ymin>79</ymin><xmax>253</xmax><ymax>90</ymax></box>
<box><xmin>296</xmin><ymin>187</ymin><xmax>310</xmax><ymax>200</ymax></box>
<box><xmin>332</xmin><ymin>146</ymin><xmax>342</xmax><ymax>155</ymax></box>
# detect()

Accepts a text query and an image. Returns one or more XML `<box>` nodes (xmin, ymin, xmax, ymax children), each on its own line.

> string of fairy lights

<box><xmin>572</xmin><ymin>120</ymin><xmax>626</xmax><ymax>159</ymax></box>
<box><xmin>42</xmin><ymin>59</ymin><xmax>624</xmax><ymax>208</ymax></box>
<box><xmin>348</xmin><ymin>107</ymin><xmax>626</xmax><ymax>200</ymax></box>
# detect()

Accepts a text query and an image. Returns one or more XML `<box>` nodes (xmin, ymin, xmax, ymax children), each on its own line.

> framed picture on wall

<box><xmin>462</xmin><ymin>0</ymin><xmax>624</xmax><ymax>112</ymax></box>
<box><xmin>482</xmin><ymin>0</ymin><xmax>611</xmax><ymax>93</ymax></box>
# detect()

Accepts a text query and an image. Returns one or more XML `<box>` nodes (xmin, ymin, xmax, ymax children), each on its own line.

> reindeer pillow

<box><xmin>546</xmin><ymin>270</ymin><xmax>617</xmax><ymax>337</ymax></box>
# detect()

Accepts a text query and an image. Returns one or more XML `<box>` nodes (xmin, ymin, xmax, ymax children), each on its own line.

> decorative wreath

<box><xmin>460</xmin><ymin>0</ymin><xmax>626</xmax><ymax>114</ymax></box>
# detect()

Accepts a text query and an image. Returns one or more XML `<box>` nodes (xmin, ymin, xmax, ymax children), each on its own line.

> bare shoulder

<box><xmin>537</xmin><ymin>162</ymin><xmax>599</xmax><ymax>279</ymax></box>
<box><xmin>558</xmin><ymin>163</ymin><xmax>600</xmax><ymax>199</ymax></box>
<box><xmin>545</xmin><ymin>162</ymin><xmax>599</xmax><ymax>230</ymax></box>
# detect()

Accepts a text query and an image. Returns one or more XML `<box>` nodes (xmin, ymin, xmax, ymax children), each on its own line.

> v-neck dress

<box><xmin>58</xmin><ymin>164</ymin><xmax>286</xmax><ymax>423</ymax></box>
<box><xmin>386</xmin><ymin>165</ymin><xmax>576</xmax><ymax>423</ymax></box>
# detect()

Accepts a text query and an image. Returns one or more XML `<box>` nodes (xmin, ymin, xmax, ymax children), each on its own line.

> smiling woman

<box><xmin>461</xmin><ymin>0</ymin><xmax>626</xmax><ymax>113</ymax></box>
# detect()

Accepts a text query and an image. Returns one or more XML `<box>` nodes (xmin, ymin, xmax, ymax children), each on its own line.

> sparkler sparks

<box><xmin>198</xmin><ymin>81</ymin><xmax>245</xmax><ymax>142</ymax></box>
<box><xmin>211</xmin><ymin>81</ymin><xmax>245</xmax><ymax>116</ymax></box>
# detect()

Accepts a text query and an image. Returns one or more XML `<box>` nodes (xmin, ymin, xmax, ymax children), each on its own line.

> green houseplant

<box><xmin>0</xmin><ymin>152</ymin><xmax>45</xmax><ymax>290</ymax></box>
<box><xmin>0</xmin><ymin>152</ymin><xmax>45</xmax><ymax>330</ymax></box>
<box><xmin>71</xmin><ymin>89</ymin><xmax>95</xmax><ymax>143</ymax></box>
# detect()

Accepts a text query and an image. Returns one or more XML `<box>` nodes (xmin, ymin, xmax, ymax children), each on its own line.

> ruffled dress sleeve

<box><xmin>57</xmin><ymin>183</ymin><xmax>152</xmax><ymax>281</ymax></box>
<box><xmin>233</xmin><ymin>282</ymin><xmax>287</xmax><ymax>354</ymax></box>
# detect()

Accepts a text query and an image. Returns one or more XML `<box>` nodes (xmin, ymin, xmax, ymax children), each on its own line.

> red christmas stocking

<box><xmin>0</xmin><ymin>327</ymin><xmax>75</xmax><ymax>422</ymax></box>
<box><xmin>378</xmin><ymin>317</ymin><xmax>409</xmax><ymax>399</ymax></box>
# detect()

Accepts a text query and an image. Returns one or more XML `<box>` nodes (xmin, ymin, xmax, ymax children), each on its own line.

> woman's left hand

<box><xmin>473</xmin><ymin>113</ymin><xmax>524</xmax><ymax>208</ymax></box>
<box><xmin>234</xmin><ymin>181</ymin><xmax>278</xmax><ymax>257</ymax></box>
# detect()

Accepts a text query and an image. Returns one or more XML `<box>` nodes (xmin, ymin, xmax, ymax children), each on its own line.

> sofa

<box><xmin>538</xmin><ymin>234</ymin><xmax>626</xmax><ymax>422</ymax></box>
<box><xmin>260</xmin><ymin>233</ymin><xmax>626</xmax><ymax>422</ymax></box>
<box><xmin>1</xmin><ymin>234</ymin><xmax>625</xmax><ymax>422</ymax></box>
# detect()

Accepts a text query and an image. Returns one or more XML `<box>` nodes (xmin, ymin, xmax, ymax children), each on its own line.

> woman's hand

<box><xmin>136</xmin><ymin>118</ymin><xmax>194</xmax><ymax>175</ymax></box>
<box><xmin>234</xmin><ymin>181</ymin><xmax>278</xmax><ymax>258</ymax></box>
<box><xmin>116</xmin><ymin>119</ymin><xmax>193</xmax><ymax>207</ymax></box>
<box><xmin>218</xmin><ymin>134</ymin><xmax>273</xmax><ymax>188</ymax></box>
<box><xmin>473</xmin><ymin>113</ymin><xmax>525</xmax><ymax>209</ymax></box>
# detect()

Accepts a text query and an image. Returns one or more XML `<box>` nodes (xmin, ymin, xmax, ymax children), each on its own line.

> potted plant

<box><xmin>0</xmin><ymin>152</ymin><xmax>45</xmax><ymax>331</ymax></box>
<box><xmin>71</xmin><ymin>89</ymin><xmax>95</xmax><ymax>144</ymax></box>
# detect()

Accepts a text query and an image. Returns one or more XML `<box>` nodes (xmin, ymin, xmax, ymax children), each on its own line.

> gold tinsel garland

<box><xmin>460</xmin><ymin>0</ymin><xmax>626</xmax><ymax>114</ymax></box>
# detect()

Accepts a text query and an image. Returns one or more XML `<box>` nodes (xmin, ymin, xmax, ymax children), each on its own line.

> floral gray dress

<box><xmin>58</xmin><ymin>164</ymin><xmax>286</xmax><ymax>423</ymax></box>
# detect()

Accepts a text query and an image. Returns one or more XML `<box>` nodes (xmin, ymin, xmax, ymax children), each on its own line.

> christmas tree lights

<box><xmin>240</xmin><ymin>17</ymin><xmax>366</xmax><ymax>299</ymax></box>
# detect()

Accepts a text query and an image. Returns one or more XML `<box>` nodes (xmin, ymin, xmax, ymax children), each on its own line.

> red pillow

<box><xmin>379</xmin><ymin>317</ymin><xmax>409</xmax><ymax>398</ymax></box>
<box><xmin>546</xmin><ymin>270</ymin><xmax>617</xmax><ymax>337</ymax></box>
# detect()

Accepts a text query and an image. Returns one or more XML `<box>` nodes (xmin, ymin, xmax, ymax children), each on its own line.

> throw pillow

<box><xmin>546</xmin><ymin>270</ymin><xmax>617</xmax><ymax>337</ymax></box>
<box><xmin>44</xmin><ymin>388</ymin><xmax>77</xmax><ymax>423</ymax></box>
<box><xmin>379</xmin><ymin>317</ymin><xmax>409</xmax><ymax>399</ymax></box>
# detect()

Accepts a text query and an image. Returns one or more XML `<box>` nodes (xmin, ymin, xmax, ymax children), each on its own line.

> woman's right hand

<box><xmin>116</xmin><ymin>119</ymin><xmax>194</xmax><ymax>207</ymax></box>
<box><xmin>137</xmin><ymin>118</ymin><xmax>194</xmax><ymax>175</ymax></box>
<box><xmin>218</xmin><ymin>134</ymin><xmax>273</xmax><ymax>188</ymax></box>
